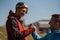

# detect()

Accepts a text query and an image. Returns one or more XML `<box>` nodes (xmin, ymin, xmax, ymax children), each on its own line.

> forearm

<box><xmin>32</xmin><ymin>31</ymin><xmax>42</xmax><ymax>40</ymax></box>
<box><xmin>22</xmin><ymin>27</ymin><xmax>35</xmax><ymax>37</ymax></box>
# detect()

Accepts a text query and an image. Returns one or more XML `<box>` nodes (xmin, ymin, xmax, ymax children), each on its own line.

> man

<box><xmin>32</xmin><ymin>14</ymin><xmax>60</xmax><ymax>40</ymax></box>
<box><xmin>6</xmin><ymin>2</ymin><xmax>35</xmax><ymax>40</ymax></box>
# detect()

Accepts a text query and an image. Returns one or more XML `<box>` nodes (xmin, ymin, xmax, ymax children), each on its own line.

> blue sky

<box><xmin>0</xmin><ymin>0</ymin><xmax>60</xmax><ymax>26</ymax></box>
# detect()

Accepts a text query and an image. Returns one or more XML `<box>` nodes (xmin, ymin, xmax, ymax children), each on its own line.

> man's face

<box><xmin>16</xmin><ymin>7</ymin><xmax>27</xmax><ymax>18</ymax></box>
<box><xmin>49</xmin><ymin>17</ymin><xmax>55</xmax><ymax>29</ymax></box>
<box><xmin>49</xmin><ymin>17</ymin><xmax>60</xmax><ymax>30</ymax></box>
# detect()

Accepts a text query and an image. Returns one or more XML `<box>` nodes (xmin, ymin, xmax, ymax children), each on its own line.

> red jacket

<box><xmin>6</xmin><ymin>10</ymin><xmax>34</xmax><ymax>40</ymax></box>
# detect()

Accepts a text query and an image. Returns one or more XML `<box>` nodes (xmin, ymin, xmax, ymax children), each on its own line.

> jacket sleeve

<box><xmin>8</xmin><ymin>16</ymin><xmax>21</xmax><ymax>38</ymax></box>
<box><xmin>32</xmin><ymin>31</ymin><xmax>45</xmax><ymax>40</ymax></box>
<box><xmin>32</xmin><ymin>31</ymin><xmax>53</xmax><ymax>40</ymax></box>
<box><xmin>22</xmin><ymin>27</ymin><xmax>35</xmax><ymax>37</ymax></box>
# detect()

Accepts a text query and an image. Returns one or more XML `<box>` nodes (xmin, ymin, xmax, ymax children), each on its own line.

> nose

<box><xmin>49</xmin><ymin>21</ymin><xmax>51</xmax><ymax>25</ymax></box>
<box><xmin>20</xmin><ymin>8</ymin><xmax>26</xmax><ymax>12</ymax></box>
<box><xmin>23</xmin><ymin>10</ymin><xmax>26</xmax><ymax>13</ymax></box>
<box><xmin>21</xmin><ymin>10</ymin><xmax>26</xmax><ymax>14</ymax></box>
<box><xmin>49</xmin><ymin>21</ymin><xmax>52</xmax><ymax>25</ymax></box>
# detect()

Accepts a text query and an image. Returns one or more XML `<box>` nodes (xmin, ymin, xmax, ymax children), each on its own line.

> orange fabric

<box><xmin>16</xmin><ymin>18</ymin><xmax>24</xmax><ymax>34</ymax></box>
<box><xmin>16</xmin><ymin>17</ymin><xmax>29</xmax><ymax>40</ymax></box>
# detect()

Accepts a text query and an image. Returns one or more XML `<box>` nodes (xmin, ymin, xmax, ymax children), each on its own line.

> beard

<box><xmin>50</xmin><ymin>25</ymin><xmax>55</xmax><ymax>29</ymax></box>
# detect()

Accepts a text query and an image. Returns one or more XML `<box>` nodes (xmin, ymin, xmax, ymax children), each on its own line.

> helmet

<box><xmin>16</xmin><ymin>2</ymin><xmax>28</xmax><ymax>13</ymax></box>
<box><xmin>16</xmin><ymin>2</ymin><xmax>28</xmax><ymax>8</ymax></box>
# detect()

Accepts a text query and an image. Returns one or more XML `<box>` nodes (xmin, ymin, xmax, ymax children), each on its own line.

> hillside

<box><xmin>0</xmin><ymin>27</ymin><xmax>46</xmax><ymax>40</ymax></box>
<box><xmin>0</xmin><ymin>27</ymin><xmax>34</xmax><ymax>40</ymax></box>
<box><xmin>0</xmin><ymin>27</ymin><xmax>7</xmax><ymax>40</ymax></box>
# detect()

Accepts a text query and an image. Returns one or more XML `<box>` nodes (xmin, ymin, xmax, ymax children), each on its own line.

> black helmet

<box><xmin>16</xmin><ymin>2</ymin><xmax>28</xmax><ymax>13</ymax></box>
<box><xmin>16</xmin><ymin>2</ymin><xmax>28</xmax><ymax>9</ymax></box>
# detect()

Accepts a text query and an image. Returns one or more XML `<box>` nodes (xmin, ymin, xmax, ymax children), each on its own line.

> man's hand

<box><xmin>29</xmin><ymin>24</ymin><xmax>37</xmax><ymax>30</ymax></box>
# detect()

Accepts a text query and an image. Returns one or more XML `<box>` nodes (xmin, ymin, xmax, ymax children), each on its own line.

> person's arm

<box><xmin>32</xmin><ymin>31</ymin><xmax>42</xmax><ymax>40</ymax></box>
<box><xmin>32</xmin><ymin>31</ymin><xmax>51</xmax><ymax>40</ymax></box>
<box><xmin>22</xmin><ymin>27</ymin><xmax>35</xmax><ymax>37</ymax></box>
<box><xmin>8</xmin><ymin>16</ymin><xmax>21</xmax><ymax>38</ymax></box>
<box><xmin>9</xmin><ymin>16</ymin><xmax>35</xmax><ymax>38</ymax></box>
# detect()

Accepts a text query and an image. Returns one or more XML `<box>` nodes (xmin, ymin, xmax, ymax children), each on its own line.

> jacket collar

<box><xmin>51</xmin><ymin>29</ymin><xmax>60</xmax><ymax>33</ymax></box>
<box><xmin>8</xmin><ymin>10</ymin><xmax>20</xmax><ymax>19</ymax></box>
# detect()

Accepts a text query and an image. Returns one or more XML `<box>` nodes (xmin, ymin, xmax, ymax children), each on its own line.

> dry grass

<box><xmin>0</xmin><ymin>27</ymin><xmax>46</xmax><ymax>40</ymax></box>
<box><xmin>0</xmin><ymin>27</ymin><xmax>34</xmax><ymax>40</ymax></box>
<box><xmin>0</xmin><ymin>27</ymin><xmax>7</xmax><ymax>40</ymax></box>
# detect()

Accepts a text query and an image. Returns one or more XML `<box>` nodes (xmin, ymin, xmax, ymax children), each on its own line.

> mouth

<box><xmin>20</xmin><ymin>13</ymin><xmax>24</xmax><ymax>17</ymax></box>
<box><xmin>21</xmin><ymin>14</ymin><xmax>24</xmax><ymax>16</ymax></box>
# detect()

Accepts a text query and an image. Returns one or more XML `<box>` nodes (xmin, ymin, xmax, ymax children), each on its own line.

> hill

<box><xmin>0</xmin><ymin>27</ymin><xmax>7</xmax><ymax>40</ymax></box>
<box><xmin>0</xmin><ymin>27</ymin><xmax>34</xmax><ymax>40</ymax></box>
<box><xmin>0</xmin><ymin>27</ymin><xmax>46</xmax><ymax>40</ymax></box>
